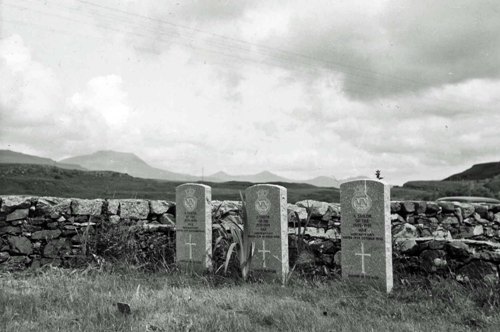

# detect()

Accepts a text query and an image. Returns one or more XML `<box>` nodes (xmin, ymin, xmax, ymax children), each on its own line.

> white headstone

<box><xmin>245</xmin><ymin>184</ymin><xmax>289</xmax><ymax>283</ymax></box>
<box><xmin>175</xmin><ymin>183</ymin><xmax>212</xmax><ymax>273</ymax></box>
<box><xmin>340</xmin><ymin>180</ymin><xmax>393</xmax><ymax>292</ymax></box>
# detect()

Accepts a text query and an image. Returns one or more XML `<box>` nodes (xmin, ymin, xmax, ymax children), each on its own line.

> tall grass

<box><xmin>1</xmin><ymin>267</ymin><xmax>500</xmax><ymax>332</ymax></box>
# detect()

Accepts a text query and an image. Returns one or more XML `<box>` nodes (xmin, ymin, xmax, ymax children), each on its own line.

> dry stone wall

<box><xmin>1</xmin><ymin>195</ymin><xmax>499</xmax><ymax>282</ymax></box>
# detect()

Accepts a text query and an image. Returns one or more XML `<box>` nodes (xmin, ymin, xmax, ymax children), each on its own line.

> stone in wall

<box><xmin>31</xmin><ymin>229</ymin><xmax>62</xmax><ymax>241</ymax></box>
<box><xmin>36</xmin><ymin>197</ymin><xmax>72</xmax><ymax>217</ymax></box>
<box><xmin>150</xmin><ymin>200</ymin><xmax>173</xmax><ymax>215</ymax></box>
<box><xmin>6</xmin><ymin>209</ymin><xmax>29</xmax><ymax>221</ymax></box>
<box><xmin>119</xmin><ymin>200</ymin><xmax>149</xmax><ymax>219</ymax></box>
<box><xmin>71</xmin><ymin>199</ymin><xmax>104</xmax><ymax>216</ymax></box>
<box><xmin>211</xmin><ymin>201</ymin><xmax>242</xmax><ymax>219</ymax></box>
<box><xmin>287</xmin><ymin>204</ymin><xmax>308</xmax><ymax>222</ymax></box>
<box><xmin>296</xmin><ymin>200</ymin><xmax>330</xmax><ymax>217</ymax></box>
<box><xmin>8</xmin><ymin>236</ymin><xmax>33</xmax><ymax>255</ymax></box>
<box><xmin>0</xmin><ymin>196</ymin><xmax>32</xmax><ymax>213</ymax></box>
<box><xmin>107</xmin><ymin>199</ymin><xmax>120</xmax><ymax>215</ymax></box>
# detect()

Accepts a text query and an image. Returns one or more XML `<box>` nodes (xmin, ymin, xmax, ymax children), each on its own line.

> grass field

<box><xmin>1</xmin><ymin>266</ymin><xmax>499</xmax><ymax>332</ymax></box>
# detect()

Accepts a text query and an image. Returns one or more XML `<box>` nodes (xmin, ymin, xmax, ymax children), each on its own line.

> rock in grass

<box><xmin>0</xmin><ymin>251</ymin><xmax>10</xmax><ymax>263</ymax></box>
<box><xmin>116</xmin><ymin>302</ymin><xmax>131</xmax><ymax>315</ymax></box>
<box><xmin>295</xmin><ymin>250</ymin><xmax>316</xmax><ymax>266</ymax></box>
<box><xmin>457</xmin><ymin>260</ymin><xmax>499</xmax><ymax>283</ymax></box>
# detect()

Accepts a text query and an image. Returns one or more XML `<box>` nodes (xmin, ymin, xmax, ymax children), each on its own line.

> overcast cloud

<box><xmin>1</xmin><ymin>0</ymin><xmax>499</xmax><ymax>184</ymax></box>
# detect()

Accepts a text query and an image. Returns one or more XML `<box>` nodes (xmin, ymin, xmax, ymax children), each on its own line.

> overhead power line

<box><xmin>2</xmin><ymin>0</ymin><xmax>486</xmax><ymax>109</ymax></box>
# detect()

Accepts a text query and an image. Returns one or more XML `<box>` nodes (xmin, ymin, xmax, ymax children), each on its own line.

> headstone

<box><xmin>340</xmin><ymin>180</ymin><xmax>393</xmax><ymax>293</ymax></box>
<box><xmin>245</xmin><ymin>184</ymin><xmax>288</xmax><ymax>283</ymax></box>
<box><xmin>175</xmin><ymin>183</ymin><xmax>212</xmax><ymax>273</ymax></box>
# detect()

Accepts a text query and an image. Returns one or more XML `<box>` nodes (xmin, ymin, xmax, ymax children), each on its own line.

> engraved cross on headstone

<box><xmin>258</xmin><ymin>239</ymin><xmax>271</xmax><ymax>268</ymax></box>
<box><xmin>355</xmin><ymin>242</ymin><xmax>371</xmax><ymax>275</ymax></box>
<box><xmin>185</xmin><ymin>234</ymin><xmax>197</xmax><ymax>261</ymax></box>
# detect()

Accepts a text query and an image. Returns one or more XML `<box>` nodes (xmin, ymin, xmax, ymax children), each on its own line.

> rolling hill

<box><xmin>207</xmin><ymin>171</ymin><xmax>340</xmax><ymax>188</ymax></box>
<box><xmin>0</xmin><ymin>163</ymin><xmax>339</xmax><ymax>202</ymax></box>
<box><xmin>444</xmin><ymin>161</ymin><xmax>500</xmax><ymax>181</ymax></box>
<box><xmin>60</xmin><ymin>150</ymin><xmax>197</xmax><ymax>182</ymax></box>
<box><xmin>0</xmin><ymin>150</ymin><xmax>86</xmax><ymax>170</ymax></box>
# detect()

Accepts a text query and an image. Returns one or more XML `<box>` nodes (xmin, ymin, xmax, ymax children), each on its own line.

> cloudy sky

<box><xmin>1</xmin><ymin>0</ymin><xmax>499</xmax><ymax>185</ymax></box>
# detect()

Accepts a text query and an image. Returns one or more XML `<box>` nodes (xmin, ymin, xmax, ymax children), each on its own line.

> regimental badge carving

<box><xmin>255</xmin><ymin>189</ymin><xmax>271</xmax><ymax>216</ymax></box>
<box><xmin>183</xmin><ymin>188</ymin><xmax>198</xmax><ymax>212</ymax></box>
<box><xmin>351</xmin><ymin>185</ymin><xmax>372</xmax><ymax>214</ymax></box>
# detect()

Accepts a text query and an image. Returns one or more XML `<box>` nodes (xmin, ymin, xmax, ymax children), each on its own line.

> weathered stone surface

<box><xmin>159</xmin><ymin>213</ymin><xmax>175</xmax><ymax>225</ymax></box>
<box><xmin>36</xmin><ymin>197</ymin><xmax>71</xmax><ymax>217</ymax></box>
<box><xmin>43</xmin><ymin>239</ymin><xmax>71</xmax><ymax>258</ymax></box>
<box><xmin>415</xmin><ymin>201</ymin><xmax>427</xmax><ymax>214</ymax></box>
<box><xmin>473</xmin><ymin>225</ymin><xmax>484</xmax><ymax>236</ymax></box>
<box><xmin>119</xmin><ymin>200</ymin><xmax>149</xmax><ymax>219</ymax></box>
<box><xmin>454</xmin><ymin>203</ymin><xmax>475</xmax><ymax>219</ymax></box>
<box><xmin>287</xmin><ymin>204</ymin><xmax>308</xmax><ymax>221</ymax></box>
<box><xmin>445</xmin><ymin>241</ymin><xmax>472</xmax><ymax>258</ymax></box>
<box><xmin>426</xmin><ymin>202</ymin><xmax>440</xmax><ymax>214</ymax></box>
<box><xmin>0</xmin><ymin>255</ymin><xmax>30</xmax><ymax>271</ymax></box>
<box><xmin>322</xmin><ymin>204</ymin><xmax>341</xmax><ymax>221</ymax></box>
<box><xmin>0</xmin><ymin>251</ymin><xmax>9</xmax><ymax>263</ymax></box>
<box><xmin>46</xmin><ymin>221</ymin><xmax>59</xmax><ymax>229</ymax></box>
<box><xmin>176</xmin><ymin>184</ymin><xmax>212</xmax><ymax>273</ymax></box>
<box><xmin>393</xmin><ymin>223</ymin><xmax>418</xmax><ymax>239</ymax></box>
<box><xmin>211</xmin><ymin>200</ymin><xmax>242</xmax><ymax>216</ymax></box>
<box><xmin>71</xmin><ymin>199</ymin><xmax>104</xmax><ymax>216</ymax></box>
<box><xmin>0</xmin><ymin>226</ymin><xmax>21</xmax><ymax>235</ymax></box>
<box><xmin>333</xmin><ymin>250</ymin><xmax>342</xmax><ymax>266</ymax></box>
<box><xmin>6</xmin><ymin>209</ymin><xmax>29</xmax><ymax>221</ymax></box>
<box><xmin>107</xmin><ymin>199</ymin><xmax>120</xmax><ymax>215</ymax></box>
<box><xmin>295</xmin><ymin>250</ymin><xmax>316</xmax><ymax>266</ymax></box>
<box><xmin>8</xmin><ymin>236</ymin><xmax>33</xmax><ymax>255</ymax></box>
<box><xmin>0</xmin><ymin>196</ymin><xmax>32</xmax><ymax>213</ymax></box>
<box><xmin>395</xmin><ymin>239</ymin><xmax>417</xmax><ymax>254</ymax></box>
<box><xmin>390</xmin><ymin>202</ymin><xmax>401</xmax><ymax>213</ymax></box>
<box><xmin>31</xmin><ymin>229</ymin><xmax>62</xmax><ymax>240</ymax></box>
<box><xmin>246</xmin><ymin>184</ymin><xmax>289</xmax><ymax>283</ymax></box>
<box><xmin>296</xmin><ymin>200</ymin><xmax>329</xmax><ymax>217</ymax></box>
<box><xmin>442</xmin><ymin>216</ymin><xmax>459</xmax><ymax>226</ymax></box>
<box><xmin>108</xmin><ymin>215</ymin><xmax>121</xmax><ymax>224</ymax></box>
<box><xmin>457</xmin><ymin>260</ymin><xmax>499</xmax><ymax>283</ymax></box>
<box><xmin>340</xmin><ymin>180</ymin><xmax>392</xmax><ymax>293</ymax></box>
<box><xmin>420</xmin><ymin>249</ymin><xmax>447</xmax><ymax>272</ymax></box>
<box><xmin>401</xmin><ymin>201</ymin><xmax>415</xmax><ymax>214</ymax></box>
<box><xmin>438</xmin><ymin>202</ymin><xmax>455</xmax><ymax>213</ymax></box>
<box><xmin>474</xmin><ymin>205</ymin><xmax>489</xmax><ymax>219</ymax></box>
<box><xmin>149</xmin><ymin>200</ymin><xmax>172</xmax><ymax>215</ymax></box>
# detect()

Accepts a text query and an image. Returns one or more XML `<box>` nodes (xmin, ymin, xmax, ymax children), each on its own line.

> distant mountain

<box><xmin>206</xmin><ymin>170</ymin><xmax>291</xmax><ymax>183</ymax></box>
<box><xmin>338</xmin><ymin>175</ymin><xmax>371</xmax><ymax>184</ymax></box>
<box><xmin>444</xmin><ymin>161</ymin><xmax>500</xmax><ymax>181</ymax></box>
<box><xmin>206</xmin><ymin>171</ymin><xmax>340</xmax><ymax>188</ymax></box>
<box><xmin>0</xmin><ymin>150</ymin><xmax>86</xmax><ymax>170</ymax></box>
<box><xmin>60</xmin><ymin>150</ymin><xmax>197</xmax><ymax>181</ymax></box>
<box><xmin>301</xmin><ymin>176</ymin><xmax>340</xmax><ymax>188</ymax></box>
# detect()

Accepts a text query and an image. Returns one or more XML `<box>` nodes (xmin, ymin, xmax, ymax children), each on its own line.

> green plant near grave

<box><xmin>214</xmin><ymin>192</ymin><xmax>255</xmax><ymax>280</ymax></box>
